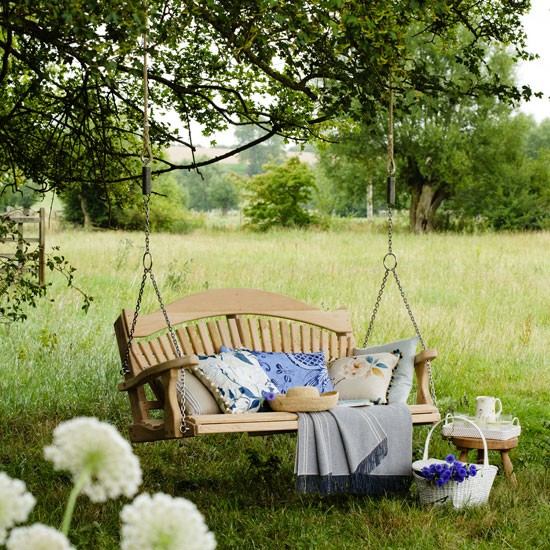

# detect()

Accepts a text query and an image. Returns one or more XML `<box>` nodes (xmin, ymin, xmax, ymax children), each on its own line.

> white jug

<box><xmin>476</xmin><ymin>396</ymin><xmax>502</xmax><ymax>423</ymax></box>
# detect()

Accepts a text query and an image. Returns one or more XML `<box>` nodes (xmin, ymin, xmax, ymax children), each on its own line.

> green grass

<box><xmin>1</xmin><ymin>227</ymin><xmax>549</xmax><ymax>549</ymax></box>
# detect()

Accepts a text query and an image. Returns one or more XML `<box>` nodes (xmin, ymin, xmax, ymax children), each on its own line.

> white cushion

<box><xmin>329</xmin><ymin>352</ymin><xmax>399</xmax><ymax>404</ymax></box>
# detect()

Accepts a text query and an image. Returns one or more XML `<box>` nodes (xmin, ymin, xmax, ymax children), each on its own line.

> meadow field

<box><xmin>1</xmin><ymin>226</ymin><xmax>549</xmax><ymax>549</ymax></box>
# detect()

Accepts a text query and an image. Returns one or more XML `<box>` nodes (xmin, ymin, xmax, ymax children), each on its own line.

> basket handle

<box><xmin>423</xmin><ymin>414</ymin><xmax>490</xmax><ymax>468</ymax></box>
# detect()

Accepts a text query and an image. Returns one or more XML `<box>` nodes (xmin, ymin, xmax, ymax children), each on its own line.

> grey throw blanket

<box><xmin>295</xmin><ymin>404</ymin><xmax>412</xmax><ymax>495</ymax></box>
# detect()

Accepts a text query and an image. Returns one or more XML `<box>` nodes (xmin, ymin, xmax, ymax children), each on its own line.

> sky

<box><xmin>517</xmin><ymin>0</ymin><xmax>550</xmax><ymax>121</ymax></box>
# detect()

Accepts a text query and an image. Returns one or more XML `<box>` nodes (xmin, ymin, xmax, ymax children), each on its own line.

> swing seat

<box><xmin>115</xmin><ymin>288</ymin><xmax>440</xmax><ymax>443</ymax></box>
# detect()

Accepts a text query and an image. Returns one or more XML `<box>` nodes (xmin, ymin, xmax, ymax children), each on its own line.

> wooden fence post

<box><xmin>0</xmin><ymin>209</ymin><xmax>46</xmax><ymax>284</ymax></box>
<box><xmin>39</xmin><ymin>208</ymin><xmax>46</xmax><ymax>285</ymax></box>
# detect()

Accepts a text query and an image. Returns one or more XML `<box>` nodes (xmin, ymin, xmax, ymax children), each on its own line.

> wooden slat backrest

<box><xmin>114</xmin><ymin>289</ymin><xmax>354</xmax><ymax>377</ymax></box>
<box><xmin>125</xmin><ymin>288</ymin><xmax>353</xmax><ymax>337</ymax></box>
<box><xmin>259</xmin><ymin>319</ymin><xmax>272</xmax><ymax>352</ymax></box>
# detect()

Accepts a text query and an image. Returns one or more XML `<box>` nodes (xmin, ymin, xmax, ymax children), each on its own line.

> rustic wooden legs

<box><xmin>501</xmin><ymin>450</ymin><xmax>518</xmax><ymax>487</ymax></box>
<box><xmin>162</xmin><ymin>368</ymin><xmax>183</xmax><ymax>439</ymax></box>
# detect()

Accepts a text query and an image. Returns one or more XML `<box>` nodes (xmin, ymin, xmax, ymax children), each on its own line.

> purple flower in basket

<box><xmin>418</xmin><ymin>457</ymin><xmax>477</xmax><ymax>487</ymax></box>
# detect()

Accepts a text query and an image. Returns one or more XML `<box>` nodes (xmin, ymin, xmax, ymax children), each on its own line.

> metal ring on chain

<box><xmin>142</xmin><ymin>251</ymin><xmax>153</xmax><ymax>270</ymax></box>
<box><xmin>383</xmin><ymin>252</ymin><xmax>397</xmax><ymax>271</ymax></box>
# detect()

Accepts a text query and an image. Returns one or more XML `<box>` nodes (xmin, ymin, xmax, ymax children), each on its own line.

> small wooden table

<box><xmin>449</xmin><ymin>436</ymin><xmax>518</xmax><ymax>486</ymax></box>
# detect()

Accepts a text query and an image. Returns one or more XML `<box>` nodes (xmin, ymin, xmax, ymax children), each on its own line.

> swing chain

<box><xmin>122</xmin><ymin>196</ymin><xmax>182</xmax><ymax>369</ymax></box>
<box><xmin>361</xmin><ymin>85</ymin><xmax>437</xmax><ymax>405</ymax></box>
<box><xmin>393</xmin><ymin>269</ymin><xmax>426</xmax><ymax>350</ymax></box>
<box><xmin>122</xmin><ymin>255</ymin><xmax>148</xmax><ymax>376</ymax></box>
<box><xmin>363</xmin><ymin>268</ymin><xmax>390</xmax><ymax>350</ymax></box>
<box><xmin>122</xmin><ymin>10</ymin><xmax>189</xmax><ymax>433</ymax></box>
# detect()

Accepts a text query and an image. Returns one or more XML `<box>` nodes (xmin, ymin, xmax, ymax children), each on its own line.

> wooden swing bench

<box><xmin>115</xmin><ymin>288</ymin><xmax>440</xmax><ymax>443</ymax></box>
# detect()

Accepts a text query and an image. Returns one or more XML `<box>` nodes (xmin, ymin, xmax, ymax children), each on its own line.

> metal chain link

<box><xmin>363</xmin><ymin>268</ymin><xmax>390</xmax><ymax>349</ymax></box>
<box><xmin>122</xmin><ymin>265</ymin><xmax>148</xmax><ymax>375</ymax></box>
<box><xmin>392</xmin><ymin>269</ymin><xmax>437</xmax><ymax>406</ymax></box>
<box><xmin>392</xmin><ymin>269</ymin><xmax>426</xmax><ymax>350</ymax></box>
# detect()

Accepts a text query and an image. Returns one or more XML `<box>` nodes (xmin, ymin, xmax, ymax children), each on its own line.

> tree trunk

<box><xmin>366</xmin><ymin>181</ymin><xmax>373</xmax><ymax>218</ymax></box>
<box><xmin>410</xmin><ymin>184</ymin><xmax>446</xmax><ymax>233</ymax></box>
<box><xmin>79</xmin><ymin>194</ymin><xmax>92</xmax><ymax>228</ymax></box>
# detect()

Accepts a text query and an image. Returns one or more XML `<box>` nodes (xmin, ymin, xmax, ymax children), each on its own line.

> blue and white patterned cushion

<box><xmin>246</xmin><ymin>350</ymin><xmax>333</xmax><ymax>395</ymax></box>
<box><xmin>192</xmin><ymin>350</ymin><xmax>278</xmax><ymax>414</ymax></box>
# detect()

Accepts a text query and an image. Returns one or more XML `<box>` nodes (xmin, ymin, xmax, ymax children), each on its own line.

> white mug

<box><xmin>476</xmin><ymin>396</ymin><xmax>502</xmax><ymax>423</ymax></box>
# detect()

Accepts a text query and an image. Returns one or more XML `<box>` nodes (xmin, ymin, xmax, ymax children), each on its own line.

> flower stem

<box><xmin>61</xmin><ymin>470</ymin><xmax>90</xmax><ymax>536</ymax></box>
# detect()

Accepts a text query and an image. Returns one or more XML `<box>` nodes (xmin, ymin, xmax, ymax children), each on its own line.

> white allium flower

<box><xmin>121</xmin><ymin>493</ymin><xmax>216</xmax><ymax>550</ymax></box>
<box><xmin>44</xmin><ymin>417</ymin><xmax>142</xmax><ymax>502</ymax></box>
<box><xmin>6</xmin><ymin>523</ymin><xmax>74</xmax><ymax>550</ymax></box>
<box><xmin>0</xmin><ymin>472</ymin><xmax>36</xmax><ymax>544</ymax></box>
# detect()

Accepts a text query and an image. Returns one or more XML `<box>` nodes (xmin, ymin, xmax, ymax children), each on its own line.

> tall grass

<box><xmin>1</xmin><ymin>227</ymin><xmax>549</xmax><ymax>549</ymax></box>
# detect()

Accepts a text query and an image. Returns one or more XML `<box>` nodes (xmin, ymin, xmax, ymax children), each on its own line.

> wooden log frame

<box><xmin>114</xmin><ymin>288</ymin><xmax>440</xmax><ymax>443</ymax></box>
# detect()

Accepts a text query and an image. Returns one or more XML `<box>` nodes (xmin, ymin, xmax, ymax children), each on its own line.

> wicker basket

<box><xmin>412</xmin><ymin>415</ymin><xmax>498</xmax><ymax>508</ymax></box>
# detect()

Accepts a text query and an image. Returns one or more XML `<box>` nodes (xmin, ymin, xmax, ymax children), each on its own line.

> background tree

<box><xmin>235</xmin><ymin>126</ymin><xmax>285</xmax><ymax>176</ymax></box>
<box><xmin>242</xmin><ymin>158</ymin><xmax>317</xmax><ymax>231</ymax></box>
<box><xmin>316</xmin><ymin>109</ymin><xmax>550</xmax><ymax>231</ymax></box>
<box><xmin>0</xmin><ymin>0</ymin><xmax>535</xmax><ymax>196</ymax></box>
<box><xmin>61</xmin><ymin>175</ymin><xmax>200</xmax><ymax>233</ymax></box>
<box><xmin>0</xmin><ymin>181</ymin><xmax>38</xmax><ymax>212</ymax></box>
<box><xmin>315</xmin><ymin>120</ymin><xmax>387</xmax><ymax>217</ymax></box>
<box><xmin>315</xmin><ymin>47</ymin><xmax>535</xmax><ymax>232</ymax></box>
<box><xmin>445</xmin><ymin>114</ymin><xmax>550</xmax><ymax>230</ymax></box>
<box><xmin>175</xmin><ymin>164</ymin><xmax>240</xmax><ymax>214</ymax></box>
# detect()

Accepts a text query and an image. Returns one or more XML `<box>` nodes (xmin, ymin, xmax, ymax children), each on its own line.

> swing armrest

<box><xmin>414</xmin><ymin>349</ymin><xmax>437</xmax><ymax>406</ymax></box>
<box><xmin>118</xmin><ymin>355</ymin><xmax>199</xmax><ymax>392</ymax></box>
<box><xmin>414</xmin><ymin>349</ymin><xmax>438</xmax><ymax>365</ymax></box>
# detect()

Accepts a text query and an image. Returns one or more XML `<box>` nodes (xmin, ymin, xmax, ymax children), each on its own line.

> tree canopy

<box><xmin>0</xmin><ymin>0</ymin><xmax>536</xmax><ymax>195</ymax></box>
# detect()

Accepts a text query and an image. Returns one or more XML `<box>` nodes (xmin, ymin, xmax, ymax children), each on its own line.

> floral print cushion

<box><xmin>247</xmin><ymin>350</ymin><xmax>333</xmax><ymax>395</ymax></box>
<box><xmin>192</xmin><ymin>350</ymin><xmax>278</xmax><ymax>414</ymax></box>
<box><xmin>354</xmin><ymin>337</ymin><xmax>419</xmax><ymax>403</ymax></box>
<box><xmin>328</xmin><ymin>353</ymin><xmax>400</xmax><ymax>404</ymax></box>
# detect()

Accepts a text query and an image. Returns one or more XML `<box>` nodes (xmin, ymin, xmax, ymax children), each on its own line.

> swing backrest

<box><xmin>114</xmin><ymin>288</ymin><xmax>355</xmax><ymax>379</ymax></box>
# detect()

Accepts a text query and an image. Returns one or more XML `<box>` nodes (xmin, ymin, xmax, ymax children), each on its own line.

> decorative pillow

<box><xmin>192</xmin><ymin>350</ymin><xmax>278</xmax><ymax>414</ymax></box>
<box><xmin>177</xmin><ymin>372</ymin><xmax>221</xmax><ymax>416</ymax></box>
<box><xmin>244</xmin><ymin>350</ymin><xmax>333</xmax><ymax>395</ymax></box>
<box><xmin>328</xmin><ymin>353</ymin><xmax>400</xmax><ymax>404</ymax></box>
<box><xmin>354</xmin><ymin>337</ymin><xmax>418</xmax><ymax>403</ymax></box>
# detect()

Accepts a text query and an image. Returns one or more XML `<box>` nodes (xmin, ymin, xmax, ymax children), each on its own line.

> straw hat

<box><xmin>269</xmin><ymin>386</ymin><xmax>339</xmax><ymax>413</ymax></box>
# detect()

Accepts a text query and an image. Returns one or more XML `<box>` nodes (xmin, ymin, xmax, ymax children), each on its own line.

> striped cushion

<box><xmin>177</xmin><ymin>372</ymin><xmax>220</xmax><ymax>415</ymax></box>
